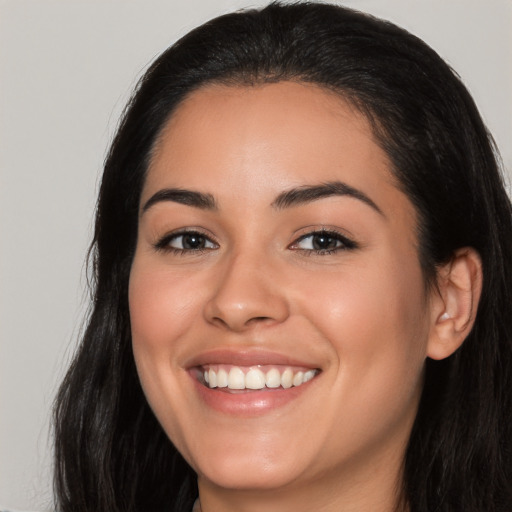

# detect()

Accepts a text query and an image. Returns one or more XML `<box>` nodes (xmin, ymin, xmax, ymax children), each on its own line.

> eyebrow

<box><xmin>141</xmin><ymin>180</ymin><xmax>383</xmax><ymax>216</ymax></box>
<box><xmin>141</xmin><ymin>188</ymin><xmax>217</xmax><ymax>214</ymax></box>
<box><xmin>271</xmin><ymin>181</ymin><xmax>384</xmax><ymax>215</ymax></box>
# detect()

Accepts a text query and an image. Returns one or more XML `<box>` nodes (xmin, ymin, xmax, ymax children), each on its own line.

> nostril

<box><xmin>210</xmin><ymin>315</ymin><xmax>274</xmax><ymax>330</ymax></box>
<box><xmin>211</xmin><ymin>316</ymin><xmax>230</xmax><ymax>329</ymax></box>
<box><xmin>247</xmin><ymin>316</ymin><xmax>273</xmax><ymax>324</ymax></box>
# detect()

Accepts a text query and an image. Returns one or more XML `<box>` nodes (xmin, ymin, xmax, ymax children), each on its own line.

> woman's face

<box><xmin>129</xmin><ymin>82</ymin><xmax>436</xmax><ymax>499</ymax></box>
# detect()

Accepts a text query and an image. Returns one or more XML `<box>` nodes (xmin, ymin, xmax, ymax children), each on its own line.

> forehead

<box><xmin>151</xmin><ymin>82</ymin><xmax>383</xmax><ymax>175</ymax></box>
<box><xmin>144</xmin><ymin>81</ymin><xmax>412</xmax><ymax>222</ymax></box>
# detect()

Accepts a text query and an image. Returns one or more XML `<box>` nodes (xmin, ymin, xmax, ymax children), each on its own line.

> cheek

<box><xmin>128</xmin><ymin>261</ymin><xmax>206</xmax><ymax>451</ymax></box>
<box><xmin>296</xmin><ymin>250</ymin><xmax>429</xmax><ymax>400</ymax></box>
<box><xmin>302</xmin><ymin>256</ymin><xmax>426</xmax><ymax>339</ymax></box>
<box><xmin>129</xmin><ymin>262</ymin><xmax>202</xmax><ymax>354</ymax></box>
<box><xmin>128</xmin><ymin>259</ymin><xmax>199</xmax><ymax>395</ymax></box>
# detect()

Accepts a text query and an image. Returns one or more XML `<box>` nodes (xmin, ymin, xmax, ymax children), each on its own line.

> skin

<box><xmin>129</xmin><ymin>81</ymin><xmax>475</xmax><ymax>512</ymax></box>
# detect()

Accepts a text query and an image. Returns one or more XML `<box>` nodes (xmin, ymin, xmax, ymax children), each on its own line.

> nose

<box><xmin>203</xmin><ymin>252</ymin><xmax>290</xmax><ymax>332</ymax></box>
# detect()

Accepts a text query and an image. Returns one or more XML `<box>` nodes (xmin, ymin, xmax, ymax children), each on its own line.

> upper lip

<box><xmin>184</xmin><ymin>348</ymin><xmax>320</xmax><ymax>370</ymax></box>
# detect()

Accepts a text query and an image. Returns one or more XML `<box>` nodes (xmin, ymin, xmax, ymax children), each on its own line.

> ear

<box><xmin>427</xmin><ymin>247</ymin><xmax>483</xmax><ymax>360</ymax></box>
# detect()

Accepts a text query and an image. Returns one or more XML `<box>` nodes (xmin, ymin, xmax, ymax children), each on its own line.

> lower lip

<box><xmin>190</xmin><ymin>373</ymin><xmax>318</xmax><ymax>417</ymax></box>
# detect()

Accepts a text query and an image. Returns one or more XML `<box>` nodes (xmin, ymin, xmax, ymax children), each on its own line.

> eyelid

<box><xmin>288</xmin><ymin>227</ymin><xmax>358</xmax><ymax>252</ymax></box>
<box><xmin>153</xmin><ymin>227</ymin><xmax>219</xmax><ymax>253</ymax></box>
<box><xmin>152</xmin><ymin>225</ymin><xmax>357</xmax><ymax>255</ymax></box>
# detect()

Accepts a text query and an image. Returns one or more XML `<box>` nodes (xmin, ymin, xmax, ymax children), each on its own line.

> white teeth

<box><xmin>208</xmin><ymin>368</ymin><xmax>217</xmax><ymax>388</ymax></box>
<box><xmin>217</xmin><ymin>368</ymin><xmax>228</xmax><ymax>388</ymax></box>
<box><xmin>292</xmin><ymin>371</ymin><xmax>304</xmax><ymax>387</ymax></box>
<box><xmin>245</xmin><ymin>368</ymin><xmax>266</xmax><ymax>389</ymax></box>
<box><xmin>203</xmin><ymin>365</ymin><xmax>319</xmax><ymax>390</ymax></box>
<box><xmin>265</xmin><ymin>368</ymin><xmax>281</xmax><ymax>388</ymax></box>
<box><xmin>303</xmin><ymin>369</ymin><xmax>315</xmax><ymax>382</ymax></box>
<box><xmin>228</xmin><ymin>367</ymin><xmax>245</xmax><ymax>390</ymax></box>
<box><xmin>281</xmin><ymin>368</ymin><xmax>293</xmax><ymax>389</ymax></box>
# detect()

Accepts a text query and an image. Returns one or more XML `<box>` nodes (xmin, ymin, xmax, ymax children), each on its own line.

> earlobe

<box><xmin>427</xmin><ymin>248</ymin><xmax>483</xmax><ymax>360</ymax></box>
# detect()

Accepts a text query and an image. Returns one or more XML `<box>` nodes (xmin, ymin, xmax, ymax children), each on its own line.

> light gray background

<box><xmin>1</xmin><ymin>1</ymin><xmax>510</xmax><ymax>509</ymax></box>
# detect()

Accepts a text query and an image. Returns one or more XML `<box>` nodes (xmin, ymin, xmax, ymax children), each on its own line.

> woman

<box><xmin>53</xmin><ymin>2</ymin><xmax>512</xmax><ymax>511</ymax></box>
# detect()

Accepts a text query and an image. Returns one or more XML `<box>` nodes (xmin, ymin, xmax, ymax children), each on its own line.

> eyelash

<box><xmin>154</xmin><ymin>230</ymin><xmax>218</xmax><ymax>255</ymax></box>
<box><xmin>154</xmin><ymin>229</ymin><xmax>357</xmax><ymax>256</ymax></box>
<box><xmin>290</xmin><ymin>229</ymin><xmax>357</xmax><ymax>255</ymax></box>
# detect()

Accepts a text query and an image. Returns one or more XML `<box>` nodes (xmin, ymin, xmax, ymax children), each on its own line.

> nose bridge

<box><xmin>204</xmin><ymin>245</ymin><xmax>289</xmax><ymax>331</ymax></box>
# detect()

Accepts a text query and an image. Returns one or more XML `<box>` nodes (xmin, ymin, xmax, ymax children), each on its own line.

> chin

<box><xmin>197</xmin><ymin>456</ymin><xmax>304</xmax><ymax>491</ymax></box>
<box><xmin>188</xmin><ymin>434</ymin><xmax>313</xmax><ymax>491</ymax></box>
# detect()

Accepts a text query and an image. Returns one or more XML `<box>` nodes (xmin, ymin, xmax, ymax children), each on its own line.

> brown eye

<box><xmin>157</xmin><ymin>230</ymin><xmax>218</xmax><ymax>252</ymax></box>
<box><xmin>179</xmin><ymin>233</ymin><xmax>208</xmax><ymax>250</ymax></box>
<box><xmin>292</xmin><ymin>230</ymin><xmax>357</xmax><ymax>254</ymax></box>
<box><xmin>310</xmin><ymin>233</ymin><xmax>339</xmax><ymax>250</ymax></box>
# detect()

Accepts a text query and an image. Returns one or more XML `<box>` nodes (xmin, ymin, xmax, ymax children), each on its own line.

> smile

<box><xmin>199</xmin><ymin>364</ymin><xmax>319</xmax><ymax>390</ymax></box>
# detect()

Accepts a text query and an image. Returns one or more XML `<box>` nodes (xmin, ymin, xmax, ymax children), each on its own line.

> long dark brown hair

<box><xmin>54</xmin><ymin>3</ymin><xmax>512</xmax><ymax>511</ymax></box>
